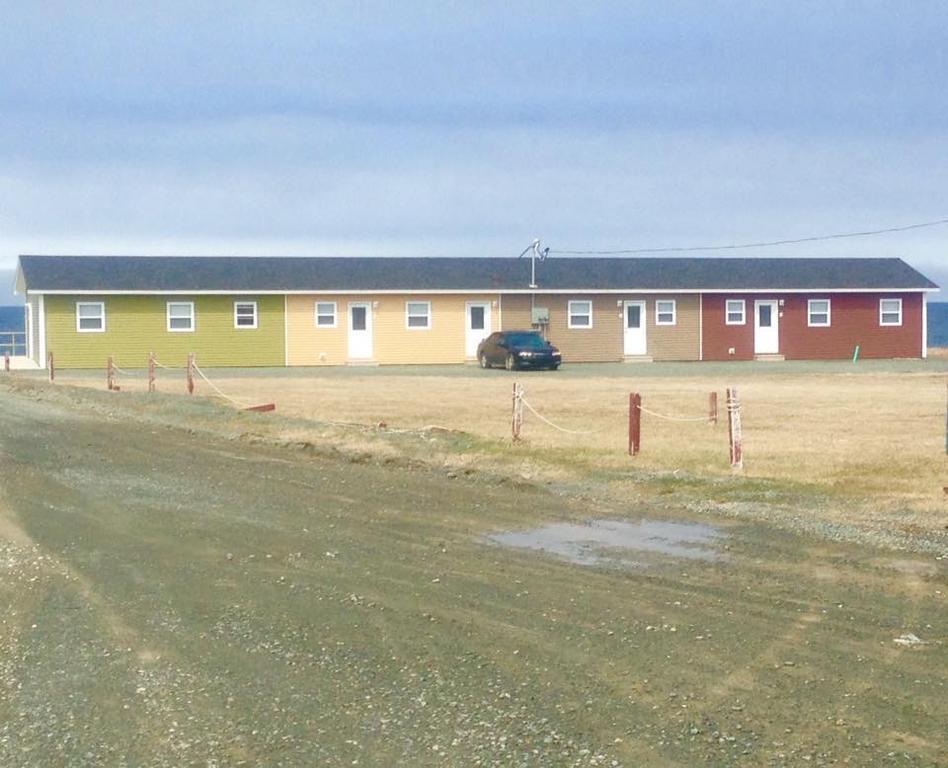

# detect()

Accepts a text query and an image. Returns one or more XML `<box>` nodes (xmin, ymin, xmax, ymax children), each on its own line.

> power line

<box><xmin>548</xmin><ymin>216</ymin><xmax>948</xmax><ymax>256</ymax></box>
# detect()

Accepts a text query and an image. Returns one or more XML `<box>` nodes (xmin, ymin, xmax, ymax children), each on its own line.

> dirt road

<box><xmin>0</xmin><ymin>384</ymin><xmax>945</xmax><ymax>766</ymax></box>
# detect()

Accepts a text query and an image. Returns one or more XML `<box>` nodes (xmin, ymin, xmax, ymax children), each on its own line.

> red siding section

<box><xmin>702</xmin><ymin>292</ymin><xmax>924</xmax><ymax>361</ymax></box>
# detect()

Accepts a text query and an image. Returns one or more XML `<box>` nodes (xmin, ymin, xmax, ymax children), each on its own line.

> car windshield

<box><xmin>506</xmin><ymin>333</ymin><xmax>548</xmax><ymax>349</ymax></box>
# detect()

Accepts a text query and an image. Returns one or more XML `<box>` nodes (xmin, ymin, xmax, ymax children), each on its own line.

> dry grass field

<box><xmin>46</xmin><ymin>357</ymin><xmax>948</xmax><ymax>544</ymax></box>
<box><xmin>57</xmin><ymin>360</ymin><xmax>948</xmax><ymax>523</ymax></box>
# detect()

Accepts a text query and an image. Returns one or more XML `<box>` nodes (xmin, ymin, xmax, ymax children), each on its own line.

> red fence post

<box><xmin>709</xmin><ymin>391</ymin><xmax>718</xmax><ymax>425</ymax></box>
<box><xmin>727</xmin><ymin>386</ymin><xmax>743</xmax><ymax>471</ymax></box>
<box><xmin>107</xmin><ymin>356</ymin><xmax>115</xmax><ymax>391</ymax></box>
<box><xmin>629</xmin><ymin>392</ymin><xmax>641</xmax><ymax>456</ymax></box>
<box><xmin>148</xmin><ymin>352</ymin><xmax>156</xmax><ymax>393</ymax></box>
<box><xmin>47</xmin><ymin>352</ymin><xmax>55</xmax><ymax>383</ymax></box>
<box><xmin>186</xmin><ymin>353</ymin><xmax>195</xmax><ymax>395</ymax></box>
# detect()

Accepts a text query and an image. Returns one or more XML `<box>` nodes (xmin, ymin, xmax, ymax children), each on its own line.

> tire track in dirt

<box><xmin>0</xmin><ymin>434</ymin><xmax>269</xmax><ymax>766</ymax></box>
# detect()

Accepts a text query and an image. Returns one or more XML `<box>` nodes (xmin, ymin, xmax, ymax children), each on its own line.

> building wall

<box><xmin>644</xmin><ymin>294</ymin><xmax>701</xmax><ymax>361</ymax></box>
<box><xmin>286</xmin><ymin>294</ymin><xmax>501</xmax><ymax>365</ymax></box>
<box><xmin>702</xmin><ymin>292</ymin><xmax>924</xmax><ymax>360</ymax></box>
<box><xmin>500</xmin><ymin>293</ymin><xmax>700</xmax><ymax>362</ymax></box>
<box><xmin>26</xmin><ymin>294</ymin><xmax>41</xmax><ymax>365</ymax></box>
<box><xmin>44</xmin><ymin>294</ymin><xmax>285</xmax><ymax>368</ymax></box>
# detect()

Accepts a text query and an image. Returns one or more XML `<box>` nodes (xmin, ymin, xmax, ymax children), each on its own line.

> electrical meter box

<box><xmin>531</xmin><ymin>307</ymin><xmax>550</xmax><ymax>325</ymax></box>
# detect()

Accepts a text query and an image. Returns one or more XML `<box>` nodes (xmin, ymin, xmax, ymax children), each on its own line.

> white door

<box><xmin>623</xmin><ymin>301</ymin><xmax>647</xmax><ymax>355</ymax></box>
<box><xmin>348</xmin><ymin>303</ymin><xmax>373</xmax><ymax>360</ymax></box>
<box><xmin>754</xmin><ymin>300</ymin><xmax>779</xmax><ymax>354</ymax></box>
<box><xmin>465</xmin><ymin>302</ymin><xmax>491</xmax><ymax>358</ymax></box>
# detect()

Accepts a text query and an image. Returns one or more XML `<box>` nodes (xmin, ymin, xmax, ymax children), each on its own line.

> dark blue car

<box><xmin>477</xmin><ymin>331</ymin><xmax>562</xmax><ymax>370</ymax></box>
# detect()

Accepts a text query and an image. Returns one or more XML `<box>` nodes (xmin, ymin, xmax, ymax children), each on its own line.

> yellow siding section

<box><xmin>286</xmin><ymin>295</ymin><xmax>353</xmax><ymax>366</ymax></box>
<box><xmin>499</xmin><ymin>293</ymin><xmax>700</xmax><ymax>362</ymax></box>
<box><xmin>45</xmin><ymin>295</ymin><xmax>285</xmax><ymax>368</ymax></box>
<box><xmin>286</xmin><ymin>294</ymin><xmax>500</xmax><ymax>365</ymax></box>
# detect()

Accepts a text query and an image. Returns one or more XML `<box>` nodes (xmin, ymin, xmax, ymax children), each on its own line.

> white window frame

<box><xmin>879</xmin><ymin>298</ymin><xmax>903</xmax><ymax>327</ymax></box>
<box><xmin>725</xmin><ymin>299</ymin><xmax>746</xmax><ymax>325</ymax></box>
<box><xmin>233</xmin><ymin>301</ymin><xmax>258</xmax><ymax>329</ymax></box>
<box><xmin>405</xmin><ymin>301</ymin><xmax>432</xmax><ymax>330</ymax></box>
<box><xmin>166</xmin><ymin>301</ymin><xmax>195</xmax><ymax>333</ymax></box>
<box><xmin>807</xmin><ymin>299</ymin><xmax>831</xmax><ymax>327</ymax></box>
<box><xmin>655</xmin><ymin>299</ymin><xmax>677</xmax><ymax>326</ymax></box>
<box><xmin>75</xmin><ymin>301</ymin><xmax>106</xmax><ymax>333</ymax></box>
<box><xmin>567</xmin><ymin>300</ymin><xmax>593</xmax><ymax>329</ymax></box>
<box><xmin>314</xmin><ymin>301</ymin><xmax>337</xmax><ymax>329</ymax></box>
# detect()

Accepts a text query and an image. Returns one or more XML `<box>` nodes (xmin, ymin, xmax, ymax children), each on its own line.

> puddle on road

<box><xmin>487</xmin><ymin>518</ymin><xmax>725</xmax><ymax>569</ymax></box>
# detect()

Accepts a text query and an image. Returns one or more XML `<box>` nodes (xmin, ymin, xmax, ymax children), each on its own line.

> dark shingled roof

<box><xmin>17</xmin><ymin>254</ymin><xmax>938</xmax><ymax>292</ymax></box>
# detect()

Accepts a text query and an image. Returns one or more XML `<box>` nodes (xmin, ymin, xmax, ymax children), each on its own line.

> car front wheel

<box><xmin>505</xmin><ymin>353</ymin><xmax>517</xmax><ymax>371</ymax></box>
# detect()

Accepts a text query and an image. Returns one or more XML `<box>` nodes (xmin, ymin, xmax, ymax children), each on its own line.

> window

<box><xmin>655</xmin><ymin>299</ymin><xmax>677</xmax><ymax>325</ymax></box>
<box><xmin>76</xmin><ymin>302</ymin><xmax>105</xmax><ymax>332</ymax></box>
<box><xmin>315</xmin><ymin>301</ymin><xmax>337</xmax><ymax>328</ymax></box>
<box><xmin>234</xmin><ymin>301</ymin><xmax>257</xmax><ymax>329</ymax></box>
<box><xmin>167</xmin><ymin>301</ymin><xmax>195</xmax><ymax>332</ymax></box>
<box><xmin>807</xmin><ymin>299</ymin><xmax>831</xmax><ymax>327</ymax></box>
<box><xmin>406</xmin><ymin>301</ymin><xmax>431</xmax><ymax>329</ymax></box>
<box><xmin>725</xmin><ymin>299</ymin><xmax>746</xmax><ymax>325</ymax></box>
<box><xmin>567</xmin><ymin>300</ymin><xmax>593</xmax><ymax>328</ymax></box>
<box><xmin>879</xmin><ymin>298</ymin><xmax>902</xmax><ymax>326</ymax></box>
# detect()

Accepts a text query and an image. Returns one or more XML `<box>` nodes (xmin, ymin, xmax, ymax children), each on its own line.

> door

<box><xmin>465</xmin><ymin>302</ymin><xmax>492</xmax><ymax>358</ymax></box>
<box><xmin>754</xmin><ymin>300</ymin><xmax>779</xmax><ymax>354</ymax></box>
<box><xmin>623</xmin><ymin>301</ymin><xmax>647</xmax><ymax>355</ymax></box>
<box><xmin>347</xmin><ymin>302</ymin><xmax>373</xmax><ymax>360</ymax></box>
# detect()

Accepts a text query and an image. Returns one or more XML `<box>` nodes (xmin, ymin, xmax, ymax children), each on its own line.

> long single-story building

<box><xmin>13</xmin><ymin>254</ymin><xmax>938</xmax><ymax>368</ymax></box>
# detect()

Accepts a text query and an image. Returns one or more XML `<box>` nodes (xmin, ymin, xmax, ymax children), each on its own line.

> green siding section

<box><xmin>45</xmin><ymin>295</ymin><xmax>285</xmax><ymax>368</ymax></box>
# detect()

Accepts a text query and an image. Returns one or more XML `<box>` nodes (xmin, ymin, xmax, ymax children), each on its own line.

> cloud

<box><xmin>0</xmin><ymin>1</ymin><xmax>944</xmax><ymax>299</ymax></box>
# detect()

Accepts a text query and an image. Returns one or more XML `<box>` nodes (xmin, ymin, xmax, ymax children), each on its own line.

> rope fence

<box><xmin>520</xmin><ymin>396</ymin><xmax>608</xmax><ymax>436</ymax></box>
<box><xmin>512</xmin><ymin>382</ymin><xmax>741</xmax><ymax>470</ymax></box>
<box><xmin>191</xmin><ymin>362</ymin><xmax>253</xmax><ymax>409</ymax></box>
<box><xmin>32</xmin><ymin>354</ymin><xmax>948</xmax><ymax>465</ymax></box>
<box><xmin>635</xmin><ymin>405</ymin><xmax>712</xmax><ymax>423</ymax></box>
<box><xmin>90</xmin><ymin>352</ymin><xmax>275</xmax><ymax>412</ymax></box>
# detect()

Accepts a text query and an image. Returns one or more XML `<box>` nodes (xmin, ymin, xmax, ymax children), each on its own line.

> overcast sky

<box><xmin>1</xmin><ymin>1</ymin><xmax>945</xmax><ymax>301</ymax></box>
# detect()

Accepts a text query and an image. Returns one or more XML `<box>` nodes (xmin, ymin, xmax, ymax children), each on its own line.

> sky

<box><xmin>1</xmin><ymin>1</ymin><xmax>946</xmax><ymax>304</ymax></box>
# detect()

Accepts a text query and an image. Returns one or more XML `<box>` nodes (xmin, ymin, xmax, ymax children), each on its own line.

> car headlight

<box><xmin>518</xmin><ymin>351</ymin><xmax>534</xmax><ymax>357</ymax></box>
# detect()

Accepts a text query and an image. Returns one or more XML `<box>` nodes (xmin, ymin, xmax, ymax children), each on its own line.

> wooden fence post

<box><xmin>47</xmin><ymin>352</ymin><xmax>55</xmax><ymax>383</ymax></box>
<box><xmin>186</xmin><ymin>353</ymin><xmax>195</xmax><ymax>395</ymax></box>
<box><xmin>511</xmin><ymin>382</ymin><xmax>523</xmax><ymax>441</ymax></box>
<box><xmin>709</xmin><ymin>391</ymin><xmax>718</xmax><ymax>425</ymax></box>
<box><xmin>148</xmin><ymin>352</ymin><xmax>156</xmax><ymax>393</ymax></box>
<box><xmin>727</xmin><ymin>386</ymin><xmax>743</xmax><ymax>471</ymax></box>
<box><xmin>3</xmin><ymin>352</ymin><xmax>8</xmax><ymax>372</ymax></box>
<box><xmin>107</xmin><ymin>356</ymin><xmax>116</xmax><ymax>391</ymax></box>
<box><xmin>629</xmin><ymin>392</ymin><xmax>641</xmax><ymax>456</ymax></box>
